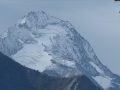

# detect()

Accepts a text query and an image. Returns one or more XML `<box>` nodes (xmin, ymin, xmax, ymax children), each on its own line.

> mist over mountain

<box><xmin>0</xmin><ymin>11</ymin><xmax>120</xmax><ymax>90</ymax></box>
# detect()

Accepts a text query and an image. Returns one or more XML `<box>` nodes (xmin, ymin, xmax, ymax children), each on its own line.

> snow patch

<box><xmin>20</xmin><ymin>18</ymin><xmax>26</xmax><ymax>24</ymax></box>
<box><xmin>113</xmin><ymin>82</ymin><xmax>120</xmax><ymax>87</ymax></box>
<box><xmin>18</xmin><ymin>39</ymin><xmax>24</xmax><ymax>44</ymax></box>
<box><xmin>12</xmin><ymin>41</ymin><xmax>52</xmax><ymax>72</ymax></box>
<box><xmin>93</xmin><ymin>76</ymin><xmax>112</xmax><ymax>90</ymax></box>
<box><xmin>84</xmin><ymin>42</ymin><xmax>95</xmax><ymax>59</ymax></box>
<box><xmin>46</xmin><ymin>25</ymin><xmax>67</xmax><ymax>34</ymax></box>
<box><xmin>1</xmin><ymin>30</ymin><xmax>8</xmax><ymax>38</ymax></box>
<box><xmin>90</xmin><ymin>61</ymin><xmax>104</xmax><ymax>74</ymax></box>
<box><xmin>54</xmin><ymin>59</ymin><xmax>76</xmax><ymax>68</ymax></box>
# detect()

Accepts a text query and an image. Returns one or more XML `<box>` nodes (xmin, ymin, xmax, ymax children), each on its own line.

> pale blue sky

<box><xmin>0</xmin><ymin>0</ymin><xmax>120</xmax><ymax>75</ymax></box>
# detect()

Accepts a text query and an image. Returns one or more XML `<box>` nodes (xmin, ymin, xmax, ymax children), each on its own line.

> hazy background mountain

<box><xmin>0</xmin><ymin>0</ymin><xmax>120</xmax><ymax>75</ymax></box>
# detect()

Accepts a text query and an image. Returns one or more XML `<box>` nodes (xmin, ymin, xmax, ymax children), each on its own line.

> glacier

<box><xmin>0</xmin><ymin>11</ymin><xmax>120</xmax><ymax>90</ymax></box>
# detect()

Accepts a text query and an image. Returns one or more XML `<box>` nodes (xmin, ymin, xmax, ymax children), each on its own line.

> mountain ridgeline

<box><xmin>0</xmin><ymin>11</ymin><xmax>120</xmax><ymax>90</ymax></box>
<box><xmin>0</xmin><ymin>52</ymin><xmax>102</xmax><ymax>90</ymax></box>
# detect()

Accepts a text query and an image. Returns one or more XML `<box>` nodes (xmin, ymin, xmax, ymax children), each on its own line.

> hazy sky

<box><xmin>0</xmin><ymin>0</ymin><xmax>120</xmax><ymax>75</ymax></box>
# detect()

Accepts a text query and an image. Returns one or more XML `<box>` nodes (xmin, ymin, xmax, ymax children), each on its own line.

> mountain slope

<box><xmin>0</xmin><ymin>52</ymin><xmax>102</xmax><ymax>90</ymax></box>
<box><xmin>0</xmin><ymin>11</ymin><xmax>120</xmax><ymax>90</ymax></box>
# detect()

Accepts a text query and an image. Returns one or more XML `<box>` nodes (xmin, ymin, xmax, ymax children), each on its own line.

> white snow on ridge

<box><xmin>18</xmin><ymin>39</ymin><xmax>24</xmax><ymax>44</ymax></box>
<box><xmin>11</xmin><ymin>24</ymin><xmax>66</xmax><ymax>72</ymax></box>
<box><xmin>54</xmin><ymin>59</ymin><xmax>76</xmax><ymax>68</ymax></box>
<box><xmin>46</xmin><ymin>25</ymin><xmax>67</xmax><ymax>34</ymax></box>
<box><xmin>93</xmin><ymin>76</ymin><xmax>113</xmax><ymax>90</ymax></box>
<box><xmin>112</xmin><ymin>82</ymin><xmax>120</xmax><ymax>87</ymax></box>
<box><xmin>90</xmin><ymin>61</ymin><xmax>104</xmax><ymax>74</ymax></box>
<box><xmin>15</xmin><ymin>17</ymin><xmax>26</xmax><ymax>28</ymax></box>
<box><xmin>1</xmin><ymin>30</ymin><xmax>8</xmax><ymax>38</ymax></box>
<box><xmin>84</xmin><ymin>42</ymin><xmax>95</xmax><ymax>60</ymax></box>
<box><xmin>12</xmin><ymin>38</ymin><xmax>52</xmax><ymax>72</ymax></box>
<box><xmin>20</xmin><ymin>18</ymin><xmax>26</xmax><ymax>24</ymax></box>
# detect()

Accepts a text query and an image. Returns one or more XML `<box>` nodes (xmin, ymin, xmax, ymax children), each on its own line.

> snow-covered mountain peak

<box><xmin>26</xmin><ymin>11</ymin><xmax>47</xmax><ymax>17</ymax></box>
<box><xmin>0</xmin><ymin>11</ymin><xmax>120</xmax><ymax>90</ymax></box>
<box><xmin>16</xmin><ymin>11</ymin><xmax>57</xmax><ymax>28</ymax></box>
<box><xmin>15</xmin><ymin>11</ymin><xmax>74</xmax><ymax>30</ymax></box>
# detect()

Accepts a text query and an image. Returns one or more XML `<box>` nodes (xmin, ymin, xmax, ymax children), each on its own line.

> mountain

<box><xmin>0</xmin><ymin>11</ymin><xmax>120</xmax><ymax>90</ymax></box>
<box><xmin>0</xmin><ymin>52</ymin><xmax>102</xmax><ymax>90</ymax></box>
